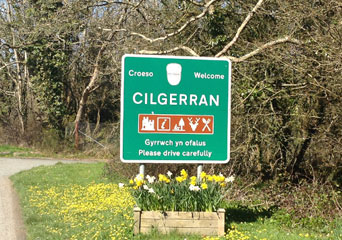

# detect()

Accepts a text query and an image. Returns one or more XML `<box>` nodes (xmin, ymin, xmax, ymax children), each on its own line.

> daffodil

<box><xmin>180</xmin><ymin>169</ymin><xmax>188</xmax><ymax>179</ymax></box>
<box><xmin>200</xmin><ymin>171</ymin><xmax>207</xmax><ymax>180</ymax></box>
<box><xmin>176</xmin><ymin>176</ymin><xmax>185</xmax><ymax>183</ymax></box>
<box><xmin>131</xmin><ymin>169</ymin><xmax>234</xmax><ymax>212</ymax></box>
<box><xmin>158</xmin><ymin>174</ymin><xmax>170</xmax><ymax>183</ymax></box>
<box><xmin>213</xmin><ymin>175</ymin><xmax>225</xmax><ymax>182</ymax></box>
<box><xmin>201</xmin><ymin>183</ymin><xmax>208</xmax><ymax>189</ymax></box>
<box><xmin>190</xmin><ymin>176</ymin><xmax>197</xmax><ymax>185</ymax></box>
<box><xmin>146</xmin><ymin>175</ymin><xmax>156</xmax><ymax>184</ymax></box>
<box><xmin>135</xmin><ymin>173</ymin><xmax>144</xmax><ymax>181</ymax></box>
<box><xmin>189</xmin><ymin>185</ymin><xmax>201</xmax><ymax>191</ymax></box>
<box><xmin>225</xmin><ymin>176</ymin><xmax>235</xmax><ymax>183</ymax></box>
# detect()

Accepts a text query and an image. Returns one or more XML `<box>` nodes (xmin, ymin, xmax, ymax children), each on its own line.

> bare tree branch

<box><xmin>139</xmin><ymin>27</ymin><xmax>200</xmax><ymax>56</ymax></box>
<box><xmin>139</xmin><ymin>45</ymin><xmax>199</xmax><ymax>56</ymax></box>
<box><xmin>87</xmin><ymin>0</ymin><xmax>142</xmax><ymax>9</ymax></box>
<box><xmin>101</xmin><ymin>0</ymin><xmax>218</xmax><ymax>43</ymax></box>
<box><xmin>0</xmin><ymin>61</ymin><xmax>24</xmax><ymax>70</ymax></box>
<box><xmin>0</xmin><ymin>88</ymin><xmax>15</xmax><ymax>96</ymax></box>
<box><xmin>221</xmin><ymin>36</ymin><xmax>301</xmax><ymax>62</ymax></box>
<box><xmin>188</xmin><ymin>0</ymin><xmax>205</xmax><ymax>6</ymax></box>
<box><xmin>215</xmin><ymin>0</ymin><xmax>264</xmax><ymax>57</ymax></box>
<box><xmin>138</xmin><ymin>36</ymin><xmax>300</xmax><ymax>62</ymax></box>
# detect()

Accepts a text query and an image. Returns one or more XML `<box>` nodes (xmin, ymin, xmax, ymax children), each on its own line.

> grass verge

<box><xmin>0</xmin><ymin>143</ymin><xmax>110</xmax><ymax>161</ymax></box>
<box><xmin>10</xmin><ymin>163</ymin><xmax>342</xmax><ymax>240</ymax></box>
<box><xmin>0</xmin><ymin>145</ymin><xmax>45</xmax><ymax>158</ymax></box>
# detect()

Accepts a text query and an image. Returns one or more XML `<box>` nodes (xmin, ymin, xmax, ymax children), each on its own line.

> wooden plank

<box><xmin>217</xmin><ymin>208</ymin><xmax>225</xmax><ymax>236</ymax></box>
<box><xmin>141</xmin><ymin>211</ymin><xmax>219</xmax><ymax>220</ymax></box>
<box><xmin>140</xmin><ymin>226</ymin><xmax>218</xmax><ymax>235</ymax></box>
<box><xmin>135</xmin><ymin>209</ymin><xmax>225</xmax><ymax>236</ymax></box>
<box><xmin>140</xmin><ymin>218</ymin><xmax>218</xmax><ymax>228</ymax></box>
<box><xmin>133</xmin><ymin>207</ymin><xmax>141</xmax><ymax>235</ymax></box>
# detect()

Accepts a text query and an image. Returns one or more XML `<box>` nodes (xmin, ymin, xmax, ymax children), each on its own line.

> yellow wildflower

<box><xmin>201</xmin><ymin>183</ymin><xmax>208</xmax><ymax>189</ymax></box>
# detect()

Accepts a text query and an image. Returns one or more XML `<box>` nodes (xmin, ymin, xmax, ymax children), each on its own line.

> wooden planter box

<box><xmin>134</xmin><ymin>207</ymin><xmax>225</xmax><ymax>236</ymax></box>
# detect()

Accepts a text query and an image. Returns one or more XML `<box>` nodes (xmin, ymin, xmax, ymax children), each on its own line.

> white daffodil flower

<box><xmin>189</xmin><ymin>185</ymin><xmax>201</xmax><ymax>191</ymax></box>
<box><xmin>136</xmin><ymin>173</ymin><xmax>144</xmax><ymax>181</ymax></box>
<box><xmin>225</xmin><ymin>176</ymin><xmax>235</xmax><ymax>183</ymax></box>
<box><xmin>146</xmin><ymin>175</ymin><xmax>156</xmax><ymax>184</ymax></box>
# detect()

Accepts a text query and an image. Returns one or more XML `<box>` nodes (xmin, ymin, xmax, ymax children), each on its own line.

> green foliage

<box><xmin>28</xmin><ymin>44</ymin><xmax>70</xmax><ymax>134</ymax></box>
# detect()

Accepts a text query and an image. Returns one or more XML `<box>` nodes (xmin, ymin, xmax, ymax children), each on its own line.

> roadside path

<box><xmin>0</xmin><ymin>158</ymin><xmax>91</xmax><ymax>240</ymax></box>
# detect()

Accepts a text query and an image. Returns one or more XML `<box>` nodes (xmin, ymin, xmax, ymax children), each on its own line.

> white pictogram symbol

<box><xmin>173</xmin><ymin>118</ymin><xmax>185</xmax><ymax>131</ymax></box>
<box><xmin>188</xmin><ymin>117</ymin><xmax>200</xmax><ymax>131</ymax></box>
<box><xmin>202</xmin><ymin>118</ymin><xmax>211</xmax><ymax>132</ymax></box>
<box><xmin>161</xmin><ymin>120</ymin><xmax>167</xmax><ymax>129</ymax></box>
<box><xmin>141</xmin><ymin>117</ymin><xmax>155</xmax><ymax>131</ymax></box>
<box><xmin>157</xmin><ymin>117</ymin><xmax>171</xmax><ymax>131</ymax></box>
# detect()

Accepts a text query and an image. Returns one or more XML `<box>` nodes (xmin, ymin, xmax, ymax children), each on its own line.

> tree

<box><xmin>1</xmin><ymin>0</ymin><xmax>341</xmax><ymax>184</ymax></box>
<box><xmin>0</xmin><ymin>0</ymin><xmax>31</xmax><ymax>135</ymax></box>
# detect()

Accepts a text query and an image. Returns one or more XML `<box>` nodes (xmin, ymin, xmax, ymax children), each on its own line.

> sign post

<box><xmin>120</xmin><ymin>54</ymin><xmax>231</xmax><ymax>164</ymax></box>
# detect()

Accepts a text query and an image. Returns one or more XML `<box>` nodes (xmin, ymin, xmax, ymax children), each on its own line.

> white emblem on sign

<box><xmin>188</xmin><ymin>117</ymin><xmax>200</xmax><ymax>131</ymax></box>
<box><xmin>173</xmin><ymin>118</ymin><xmax>185</xmax><ymax>131</ymax></box>
<box><xmin>166</xmin><ymin>63</ymin><xmax>182</xmax><ymax>86</ymax></box>
<box><xmin>141</xmin><ymin>117</ymin><xmax>155</xmax><ymax>131</ymax></box>
<box><xmin>202</xmin><ymin>118</ymin><xmax>211</xmax><ymax>132</ymax></box>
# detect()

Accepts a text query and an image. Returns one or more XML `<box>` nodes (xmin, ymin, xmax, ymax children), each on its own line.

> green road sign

<box><xmin>120</xmin><ymin>54</ymin><xmax>231</xmax><ymax>163</ymax></box>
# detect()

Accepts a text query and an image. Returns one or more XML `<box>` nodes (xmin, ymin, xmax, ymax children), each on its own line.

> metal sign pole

<box><xmin>197</xmin><ymin>164</ymin><xmax>203</xmax><ymax>182</ymax></box>
<box><xmin>139</xmin><ymin>164</ymin><xmax>145</xmax><ymax>176</ymax></box>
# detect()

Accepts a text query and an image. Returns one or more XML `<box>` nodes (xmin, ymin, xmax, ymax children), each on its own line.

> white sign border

<box><xmin>120</xmin><ymin>54</ymin><xmax>231</xmax><ymax>164</ymax></box>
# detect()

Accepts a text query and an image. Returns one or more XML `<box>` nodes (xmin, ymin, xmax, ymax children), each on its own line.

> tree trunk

<box><xmin>93</xmin><ymin>90</ymin><xmax>106</xmax><ymax>135</ymax></box>
<box><xmin>74</xmin><ymin>57</ymin><xmax>101</xmax><ymax>149</ymax></box>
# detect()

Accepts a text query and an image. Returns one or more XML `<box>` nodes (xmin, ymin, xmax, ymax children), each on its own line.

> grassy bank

<box><xmin>10</xmin><ymin>163</ymin><xmax>342</xmax><ymax>240</ymax></box>
<box><xmin>0</xmin><ymin>143</ymin><xmax>110</xmax><ymax>160</ymax></box>
<box><xmin>0</xmin><ymin>145</ymin><xmax>44</xmax><ymax>158</ymax></box>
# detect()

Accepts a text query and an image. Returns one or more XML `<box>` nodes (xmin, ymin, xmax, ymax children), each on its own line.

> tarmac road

<box><xmin>0</xmin><ymin>158</ymin><xmax>90</xmax><ymax>240</ymax></box>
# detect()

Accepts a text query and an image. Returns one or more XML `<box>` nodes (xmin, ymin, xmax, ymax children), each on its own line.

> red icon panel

<box><xmin>138</xmin><ymin>114</ymin><xmax>214</xmax><ymax>134</ymax></box>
